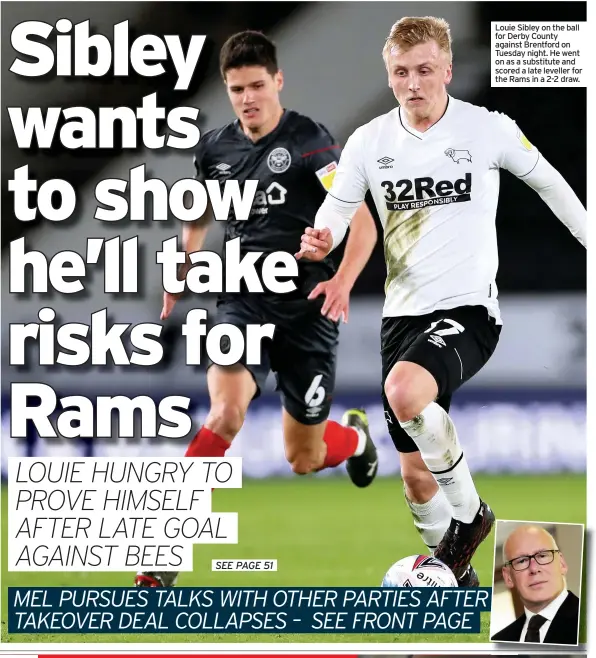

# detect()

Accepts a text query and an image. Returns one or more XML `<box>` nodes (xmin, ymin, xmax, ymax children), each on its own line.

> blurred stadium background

<box><xmin>0</xmin><ymin>1</ymin><xmax>587</xmax><ymax>643</ymax></box>
<box><xmin>1</xmin><ymin>0</ymin><xmax>586</xmax><ymax>478</ymax></box>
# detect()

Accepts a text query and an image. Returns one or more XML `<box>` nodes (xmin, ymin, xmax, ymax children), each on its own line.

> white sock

<box><xmin>399</xmin><ymin>402</ymin><xmax>480</xmax><ymax>523</ymax></box>
<box><xmin>404</xmin><ymin>488</ymin><xmax>451</xmax><ymax>551</ymax></box>
<box><xmin>352</xmin><ymin>428</ymin><xmax>367</xmax><ymax>457</ymax></box>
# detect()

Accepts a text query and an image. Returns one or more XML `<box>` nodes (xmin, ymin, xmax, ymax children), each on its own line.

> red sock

<box><xmin>185</xmin><ymin>426</ymin><xmax>230</xmax><ymax>457</ymax></box>
<box><xmin>321</xmin><ymin>420</ymin><xmax>358</xmax><ymax>469</ymax></box>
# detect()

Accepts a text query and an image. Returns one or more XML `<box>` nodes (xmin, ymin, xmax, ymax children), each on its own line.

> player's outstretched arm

<box><xmin>295</xmin><ymin>189</ymin><xmax>362</xmax><ymax>261</ymax></box>
<box><xmin>297</xmin><ymin>126</ymin><xmax>369</xmax><ymax>261</ymax></box>
<box><xmin>496</xmin><ymin>115</ymin><xmax>586</xmax><ymax>248</ymax></box>
<box><xmin>161</xmin><ymin>207</ymin><xmax>213</xmax><ymax>320</ymax></box>
<box><xmin>307</xmin><ymin>203</ymin><xmax>377</xmax><ymax>322</ymax></box>
<box><xmin>334</xmin><ymin>202</ymin><xmax>378</xmax><ymax>288</ymax></box>
<box><xmin>521</xmin><ymin>156</ymin><xmax>586</xmax><ymax>248</ymax></box>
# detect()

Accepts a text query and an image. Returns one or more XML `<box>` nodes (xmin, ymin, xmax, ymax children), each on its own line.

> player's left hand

<box><xmin>295</xmin><ymin>227</ymin><xmax>332</xmax><ymax>261</ymax></box>
<box><xmin>308</xmin><ymin>274</ymin><xmax>350</xmax><ymax>323</ymax></box>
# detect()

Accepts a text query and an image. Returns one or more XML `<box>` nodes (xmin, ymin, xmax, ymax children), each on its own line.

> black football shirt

<box><xmin>194</xmin><ymin>109</ymin><xmax>342</xmax><ymax>297</ymax></box>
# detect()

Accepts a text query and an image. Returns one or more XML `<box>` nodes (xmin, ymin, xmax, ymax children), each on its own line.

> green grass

<box><xmin>1</xmin><ymin>474</ymin><xmax>586</xmax><ymax>644</ymax></box>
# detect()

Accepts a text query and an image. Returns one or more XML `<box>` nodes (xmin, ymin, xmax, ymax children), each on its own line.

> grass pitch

<box><xmin>1</xmin><ymin>474</ymin><xmax>586</xmax><ymax>644</ymax></box>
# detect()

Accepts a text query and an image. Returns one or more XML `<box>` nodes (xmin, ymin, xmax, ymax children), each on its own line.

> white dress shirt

<box><xmin>520</xmin><ymin>588</ymin><xmax>569</xmax><ymax>642</ymax></box>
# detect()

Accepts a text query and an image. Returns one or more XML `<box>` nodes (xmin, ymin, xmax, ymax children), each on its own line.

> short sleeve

<box><xmin>193</xmin><ymin>146</ymin><xmax>207</xmax><ymax>183</ymax></box>
<box><xmin>493</xmin><ymin>112</ymin><xmax>540</xmax><ymax>178</ymax></box>
<box><xmin>302</xmin><ymin>124</ymin><xmax>342</xmax><ymax>192</ymax></box>
<box><xmin>327</xmin><ymin>127</ymin><xmax>369</xmax><ymax>203</ymax></box>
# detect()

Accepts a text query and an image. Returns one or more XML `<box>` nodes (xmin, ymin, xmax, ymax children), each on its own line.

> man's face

<box><xmin>385</xmin><ymin>40</ymin><xmax>451</xmax><ymax>120</ymax></box>
<box><xmin>225</xmin><ymin>65</ymin><xmax>283</xmax><ymax>132</ymax></box>
<box><xmin>502</xmin><ymin>529</ymin><xmax>567</xmax><ymax>610</ymax></box>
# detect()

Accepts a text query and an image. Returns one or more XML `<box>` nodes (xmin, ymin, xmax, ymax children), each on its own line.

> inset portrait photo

<box><xmin>490</xmin><ymin>520</ymin><xmax>583</xmax><ymax>646</ymax></box>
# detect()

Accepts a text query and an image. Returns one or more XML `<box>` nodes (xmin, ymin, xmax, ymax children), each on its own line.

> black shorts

<box><xmin>381</xmin><ymin>305</ymin><xmax>501</xmax><ymax>453</ymax></box>
<box><xmin>209</xmin><ymin>294</ymin><xmax>339</xmax><ymax>425</ymax></box>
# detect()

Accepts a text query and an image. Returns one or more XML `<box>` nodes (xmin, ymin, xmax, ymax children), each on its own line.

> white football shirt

<box><xmin>325</xmin><ymin>96</ymin><xmax>546</xmax><ymax>322</ymax></box>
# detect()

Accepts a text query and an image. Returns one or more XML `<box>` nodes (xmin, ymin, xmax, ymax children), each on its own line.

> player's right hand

<box><xmin>160</xmin><ymin>291</ymin><xmax>180</xmax><ymax>320</ymax></box>
<box><xmin>308</xmin><ymin>273</ymin><xmax>351</xmax><ymax>323</ymax></box>
<box><xmin>295</xmin><ymin>227</ymin><xmax>332</xmax><ymax>261</ymax></box>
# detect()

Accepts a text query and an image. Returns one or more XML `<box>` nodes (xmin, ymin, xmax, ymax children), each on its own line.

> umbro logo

<box><xmin>306</xmin><ymin>405</ymin><xmax>323</xmax><ymax>418</ymax></box>
<box><xmin>214</xmin><ymin>162</ymin><xmax>232</xmax><ymax>175</ymax></box>
<box><xmin>377</xmin><ymin>156</ymin><xmax>394</xmax><ymax>169</ymax></box>
<box><xmin>428</xmin><ymin>334</ymin><xmax>446</xmax><ymax>348</ymax></box>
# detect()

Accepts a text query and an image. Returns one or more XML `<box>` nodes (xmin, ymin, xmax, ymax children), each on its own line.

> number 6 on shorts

<box><xmin>304</xmin><ymin>374</ymin><xmax>325</xmax><ymax>407</ymax></box>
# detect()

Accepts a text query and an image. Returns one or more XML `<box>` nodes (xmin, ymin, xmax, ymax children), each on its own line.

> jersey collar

<box><xmin>398</xmin><ymin>95</ymin><xmax>452</xmax><ymax>140</ymax></box>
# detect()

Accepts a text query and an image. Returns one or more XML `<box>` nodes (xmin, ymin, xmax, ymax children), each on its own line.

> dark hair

<box><xmin>219</xmin><ymin>31</ymin><xmax>279</xmax><ymax>78</ymax></box>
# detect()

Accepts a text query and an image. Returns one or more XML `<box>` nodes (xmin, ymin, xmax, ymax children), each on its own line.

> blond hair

<box><xmin>383</xmin><ymin>16</ymin><xmax>452</xmax><ymax>64</ymax></box>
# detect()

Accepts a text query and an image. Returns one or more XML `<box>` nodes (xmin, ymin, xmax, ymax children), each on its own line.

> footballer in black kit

<box><xmin>194</xmin><ymin>110</ymin><xmax>342</xmax><ymax>423</ymax></box>
<box><xmin>135</xmin><ymin>30</ymin><xmax>379</xmax><ymax>588</ymax></box>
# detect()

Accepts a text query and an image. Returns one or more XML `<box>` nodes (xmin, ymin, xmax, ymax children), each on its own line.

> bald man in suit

<box><xmin>491</xmin><ymin>525</ymin><xmax>579</xmax><ymax>645</ymax></box>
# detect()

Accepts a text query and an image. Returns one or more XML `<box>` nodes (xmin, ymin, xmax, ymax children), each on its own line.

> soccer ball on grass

<box><xmin>381</xmin><ymin>554</ymin><xmax>458</xmax><ymax>587</ymax></box>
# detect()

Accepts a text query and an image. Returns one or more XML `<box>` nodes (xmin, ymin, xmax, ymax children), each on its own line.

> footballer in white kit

<box><xmin>298</xmin><ymin>16</ymin><xmax>586</xmax><ymax>586</ymax></box>
<box><xmin>335</xmin><ymin>96</ymin><xmax>536</xmax><ymax>323</ymax></box>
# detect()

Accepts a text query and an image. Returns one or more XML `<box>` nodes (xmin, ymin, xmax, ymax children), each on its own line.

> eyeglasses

<box><xmin>505</xmin><ymin>549</ymin><xmax>561</xmax><ymax>572</ymax></box>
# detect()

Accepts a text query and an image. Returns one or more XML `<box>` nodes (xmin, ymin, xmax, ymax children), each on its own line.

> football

<box><xmin>381</xmin><ymin>554</ymin><xmax>458</xmax><ymax>587</ymax></box>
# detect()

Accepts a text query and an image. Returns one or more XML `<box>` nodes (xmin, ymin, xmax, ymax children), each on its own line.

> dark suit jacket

<box><xmin>491</xmin><ymin>591</ymin><xmax>579</xmax><ymax>645</ymax></box>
